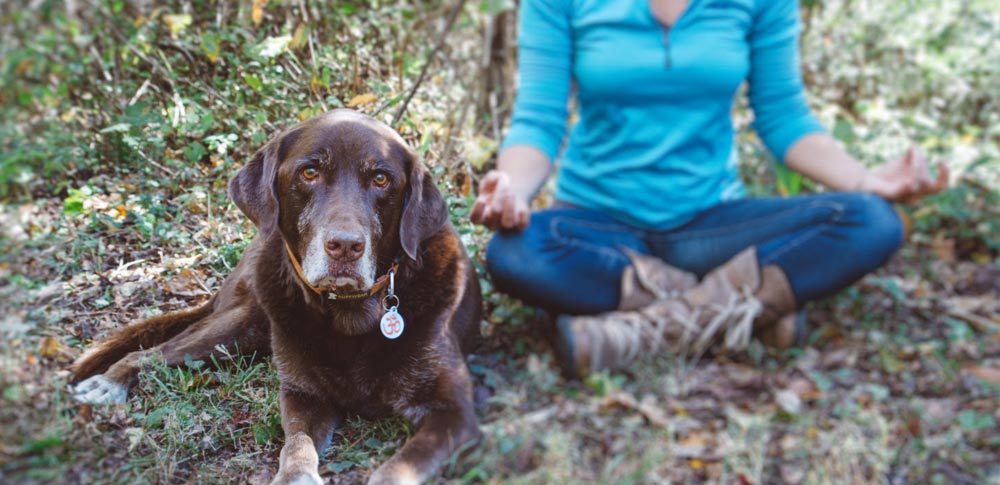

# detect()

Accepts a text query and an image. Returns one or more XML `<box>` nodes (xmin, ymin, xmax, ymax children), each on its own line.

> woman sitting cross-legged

<box><xmin>470</xmin><ymin>0</ymin><xmax>949</xmax><ymax>379</ymax></box>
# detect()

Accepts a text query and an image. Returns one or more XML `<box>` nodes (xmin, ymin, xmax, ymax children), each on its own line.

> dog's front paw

<box><xmin>72</xmin><ymin>375</ymin><xmax>128</xmax><ymax>405</ymax></box>
<box><xmin>270</xmin><ymin>470</ymin><xmax>322</xmax><ymax>485</ymax></box>
<box><xmin>272</xmin><ymin>433</ymin><xmax>323</xmax><ymax>485</ymax></box>
<box><xmin>367</xmin><ymin>462</ymin><xmax>421</xmax><ymax>485</ymax></box>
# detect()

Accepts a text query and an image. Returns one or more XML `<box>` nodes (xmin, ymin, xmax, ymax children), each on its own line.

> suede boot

<box><xmin>554</xmin><ymin>248</ymin><xmax>799</xmax><ymax>379</ymax></box>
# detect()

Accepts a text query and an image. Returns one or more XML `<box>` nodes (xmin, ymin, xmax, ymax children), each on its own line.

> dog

<box><xmin>71</xmin><ymin>109</ymin><xmax>483</xmax><ymax>485</ymax></box>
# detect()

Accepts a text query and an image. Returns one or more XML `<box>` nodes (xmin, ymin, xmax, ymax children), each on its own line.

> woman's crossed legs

<box><xmin>486</xmin><ymin>192</ymin><xmax>904</xmax><ymax>316</ymax></box>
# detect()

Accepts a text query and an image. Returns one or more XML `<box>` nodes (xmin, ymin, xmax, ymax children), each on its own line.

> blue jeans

<box><xmin>485</xmin><ymin>192</ymin><xmax>904</xmax><ymax>315</ymax></box>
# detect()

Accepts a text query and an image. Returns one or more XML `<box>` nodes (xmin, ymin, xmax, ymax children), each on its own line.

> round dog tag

<box><xmin>380</xmin><ymin>306</ymin><xmax>405</xmax><ymax>339</ymax></box>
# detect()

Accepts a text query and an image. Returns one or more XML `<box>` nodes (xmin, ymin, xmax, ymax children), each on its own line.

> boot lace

<box><xmin>578</xmin><ymin>284</ymin><xmax>762</xmax><ymax>373</ymax></box>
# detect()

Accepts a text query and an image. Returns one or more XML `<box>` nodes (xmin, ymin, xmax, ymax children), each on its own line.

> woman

<box><xmin>471</xmin><ymin>0</ymin><xmax>948</xmax><ymax>379</ymax></box>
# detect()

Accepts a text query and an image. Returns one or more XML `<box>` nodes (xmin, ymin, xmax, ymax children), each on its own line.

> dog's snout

<box><xmin>325</xmin><ymin>231</ymin><xmax>365</xmax><ymax>262</ymax></box>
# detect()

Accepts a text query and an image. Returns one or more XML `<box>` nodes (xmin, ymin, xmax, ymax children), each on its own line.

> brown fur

<box><xmin>71</xmin><ymin>110</ymin><xmax>483</xmax><ymax>485</ymax></box>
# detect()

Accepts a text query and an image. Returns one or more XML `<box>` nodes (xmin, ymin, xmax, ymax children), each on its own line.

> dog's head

<box><xmin>229</xmin><ymin>109</ymin><xmax>447</xmax><ymax>297</ymax></box>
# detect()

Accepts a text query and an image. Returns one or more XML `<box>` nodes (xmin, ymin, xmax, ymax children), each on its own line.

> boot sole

<box><xmin>550</xmin><ymin>315</ymin><xmax>582</xmax><ymax>380</ymax></box>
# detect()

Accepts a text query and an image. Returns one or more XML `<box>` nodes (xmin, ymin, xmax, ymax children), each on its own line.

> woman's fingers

<box><xmin>516</xmin><ymin>204</ymin><xmax>530</xmax><ymax>230</ymax></box>
<box><xmin>882</xmin><ymin>177</ymin><xmax>911</xmax><ymax>201</ymax></box>
<box><xmin>471</xmin><ymin>170</ymin><xmax>530</xmax><ymax>231</ymax></box>
<box><xmin>472</xmin><ymin>171</ymin><xmax>508</xmax><ymax>226</ymax></box>
<box><xmin>500</xmin><ymin>194</ymin><xmax>517</xmax><ymax>229</ymax></box>
<box><xmin>928</xmin><ymin>161</ymin><xmax>950</xmax><ymax>193</ymax></box>
<box><xmin>478</xmin><ymin>170</ymin><xmax>504</xmax><ymax>195</ymax></box>
<box><xmin>497</xmin><ymin>192</ymin><xmax>530</xmax><ymax>230</ymax></box>
<box><xmin>866</xmin><ymin>147</ymin><xmax>950</xmax><ymax>204</ymax></box>
<box><xmin>470</xmin><ymin>196</ymin><xmax>488</xmax><ymax>224</ymax></box>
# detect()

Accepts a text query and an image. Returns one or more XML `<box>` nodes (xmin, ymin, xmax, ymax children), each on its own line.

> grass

<box><xmin>3</xmin><ymin>0</ymin><xmax>1000</xmax><ymax>484</ymax></box>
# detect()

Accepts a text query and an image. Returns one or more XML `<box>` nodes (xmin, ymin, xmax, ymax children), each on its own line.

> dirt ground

<box><xmin>2</xmin><ymin>1</ymin><xmax>1000</xmax><ymax>484</ymax></box>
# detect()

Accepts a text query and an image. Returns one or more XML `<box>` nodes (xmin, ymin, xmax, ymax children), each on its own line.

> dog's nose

<box><xmin>325</xmin><ymin>231</ymin><xmax>365</xmax><ymax>262</ymax></box>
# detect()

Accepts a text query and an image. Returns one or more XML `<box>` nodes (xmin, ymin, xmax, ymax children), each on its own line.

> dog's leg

<box><xmin>73</xmin><ymin>303</ymin><xmax>268</xmax><ymax>404</ymax></box>
<box><xmin>368</xmin><ymin>362</ymin><xmax>482</xmax><ymax>485</ymax></box>
<box><xmin>72</xmin><ymin>300</ymin><xmax>215</xmax><ymax>381</ymax></box>
<box><xmin>272</xmin><ymin>390</ymin><xmax>340</xmax><ymax>485</ymax></box>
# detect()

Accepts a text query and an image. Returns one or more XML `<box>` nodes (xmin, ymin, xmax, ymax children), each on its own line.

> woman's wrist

<box><xmin>496</xmin><ymin>144</ymin><xmax>553</xmax><ymax>204</ymax></box>
<box><xmin>853</xmin><ymin>171</ymin><xmax>876</xmax><ymax>193</ymax></box>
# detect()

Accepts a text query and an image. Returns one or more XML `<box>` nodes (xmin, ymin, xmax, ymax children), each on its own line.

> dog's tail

<box><xmin>70</xmin><ymin>300</ymin><xmax>215</xmax><ymax>381</ymax></box>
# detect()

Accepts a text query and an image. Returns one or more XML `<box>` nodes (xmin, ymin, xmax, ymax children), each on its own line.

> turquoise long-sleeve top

<box><xmin>501</xmin><ymin>0</ymin><xmax>826</xmax><ymax>229</ymax></box>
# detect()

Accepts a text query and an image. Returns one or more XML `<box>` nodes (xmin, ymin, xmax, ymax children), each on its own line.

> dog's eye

<box><xmin>373</xmin><ymin>171</ymin><xmax>390</xmax><ymax>188</ymax></box>
<box><xmin>301</xmin><ymin>166</ymin><xmax>320</xmax><ymax>181</ymax></box>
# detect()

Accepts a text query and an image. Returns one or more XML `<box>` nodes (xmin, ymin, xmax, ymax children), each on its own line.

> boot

<box><xmin>752</xmin><ymin>265</ymin><xmax>800</xmax><ymax>349</ymax></box>
<box><xmin>617</xmin><ymin>248</ymin><xmax>698</xmax><ymax>310</ymax></box>
<box><xmin>554</xmin><ymin>248</ymin><xmax>798</xmax><ymax>379</ymax></box>
<box><xmin>549</xmin><ymin>250</ymin><xmax>697</xmax><ymax>379</ymax></box>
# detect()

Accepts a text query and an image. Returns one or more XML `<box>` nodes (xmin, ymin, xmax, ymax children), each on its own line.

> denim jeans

<box><xmin>485</xmin><ymin>192</ymin><xmax>904</xmax><ymax>315</ymax></box>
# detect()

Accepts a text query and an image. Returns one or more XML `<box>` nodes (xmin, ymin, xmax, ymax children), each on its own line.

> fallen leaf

<box><xmin>163</xmin><ymin>268</ymin><xmax>209</xmax><ymax>296</ymax></box>
<box><xmin>109</xmin><ymin>409</ymin><xmax>131</xmax><ymax>428</ymax></box>
<box><xmin>347</xmin><ymin>93</ymin><xmax>378</xmax><ymax>108</ymax></box>
<box><xmin>932</xmin><ymin>234</ymin><xmax>956</xmax><ymax>262</ymax></box>
<box><xmin>966</xmin><ymin>366</ymin><xmax>1000</xmax><ymax>386</ymax></box>
<box><xmin>678</xmin><ymin>432</ymin><xmax>706</xmax><ymax>447</ymax></box>
<box><xmin>201</xmin><ymin>32</ymin><xmax>221</xmax><ymax>63</ymax></box>
<box><xmin>39</xmin><ymin>336</ymin><xmax>70</xmax><ymax>361</ymax></box>
<box><xmin>289</xmin><ymin>24</ymin><xmax>307</xmax><ymax>49</ymax></box>
<box><xmin>787</xmin><ymin>376</ymin><xmax>821</xmax><ymax>401</ymax></box>
<box><xmin>780</xmin><ymin>464</ymin><xmax>805</xmax><ymax>484</ymax></box>
<box><xmin>947</xmin><ymin>307</ymin><xmax>1000</xmax><ymax>334</ymax></box>
<box><xmin>599</xmin><ymin>390</ymin><xmax>670</xmax><ymax>428</ymax></box>
<box><xmin>257</xmin><ymin>35</ymin><xmax>292</xmax><ymax>59</ymax></box>
<box><xmin>162</xmin><ymin>14</ymin><xmax>192</xmax><ymax>37</ymax></box>
<box><xmin>60</xmin><ymin>108</ymin><xmax>77</xmax><ymax>123</ymax></box>
<box><xmin>905</xmin><ymin>412</ymin><xmax>922</xmax><ymax>437</ymax></box>
<box><xmin>775</xmin><ymin>389</ymin><xmax>802</xmax><ymax>415</ymax></box>
<box><xmin>465</xmin><ymin>135</ymin><xmax>498</xmax><ymax>171</ymax></box>
<box><xmin>252</xmin><ymin>0</ymin><xmax>267</xmax><ymax>25</ymax></box>
<box><xmin>78</xmin><ymin>404</ymin><xmax>94</xmax><ymax>422</ymax></box>
<box><xmin>673</xmin><ymin>404</ymin><xmax>689</xmax><ymax>418</ymax></box>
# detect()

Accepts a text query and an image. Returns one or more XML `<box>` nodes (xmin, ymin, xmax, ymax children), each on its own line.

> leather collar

<box><xmin>283</xmin><ymin>240</ymin><xmax>399</xmax><ymax>301</ymax></box>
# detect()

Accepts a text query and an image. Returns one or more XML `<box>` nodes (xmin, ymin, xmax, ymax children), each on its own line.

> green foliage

<box><xmin>737</xmin><ymin>0</ymin><xmax>1000</xmax><ymax>254</ymax></box>
<box><xmin>129</xmin><ymin>352</ymin><xmax>281</xmax><ymax>479</ymax></box>
<box><xmin>0</xmin><ymin>1</ymin><xmax>434</xmax><ymax>201</ymax></box>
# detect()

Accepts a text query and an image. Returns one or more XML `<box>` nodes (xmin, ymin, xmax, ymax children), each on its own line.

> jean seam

<box><xmin>548</xmin><ymin>214</ymin><xmax>644</xmax><ymax>236</ymax></box>
<box><xmin>549</xmin><ymin>217</ymin><xmax>633</xmax><ymax>264</ymax></box>
<box><xmin>759</xmin><ymin>202</ymin><xmax>847</xmax><ymax>264</ymax></box>
<box><xmin>652</xmin><ymin>199</ymin><xmax>848</xmax><ymax>243</ymax></box>
<box><xmin>759</xmin><ymin>225</ymin><xmax>824</xmax><ymax>265</ymax></box>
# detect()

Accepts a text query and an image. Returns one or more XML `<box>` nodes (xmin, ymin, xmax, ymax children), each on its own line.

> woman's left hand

<box><xmin>859</xmin><ymin>146</ymin><xmax>950</xmax><ymax>203</ymax></box>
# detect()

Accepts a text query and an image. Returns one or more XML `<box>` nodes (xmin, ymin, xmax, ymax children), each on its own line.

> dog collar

<box><xmin>283</xmin><ymin>240</ymin><xmax>399</xmax><ymax>301</ymax></box>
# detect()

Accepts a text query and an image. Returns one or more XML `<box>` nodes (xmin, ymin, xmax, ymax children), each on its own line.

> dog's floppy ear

<box><xmin>229</xmin><ymin>139</ymin><xmax>281</xmax><ymax>237</ymax></box>
<box><xmin>399</xmin><ymin>153</ymin><xmax>448</xmax><ymax>261</ymax></box>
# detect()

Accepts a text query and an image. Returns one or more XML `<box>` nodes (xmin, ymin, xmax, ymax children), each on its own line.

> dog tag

<box><xmin>380</xmin><ymin>306</ymin><xmax>405</xmax><ymax>339</ymax></box>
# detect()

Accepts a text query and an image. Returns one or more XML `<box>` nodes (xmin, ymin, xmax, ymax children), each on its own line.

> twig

<box><xmin>482</xmin><ymin>404</ymin><xmax>559</xmax><ymax>433</ymax></box>
<box><xmin>947</xmin><ymin>308</ymin><xmax>1000</xmax><ymax>334</ymax></box>
<box><xmin>127</xmin><ymin>78</ymin><xmax>152</xmax><ymax>106</ymax></box>
<box><xmin>441</xmin><ymin>98</ymin><xmax>470</xmax><ymax>167</ymax></box>
<box><xmin>136</xmin><ymin>147</ymin><xmax>176</xmax><ymax>177</ymax></box>
<box><xmin>391</xmin><ymin>0</ymin><xmax>469</xmax><ymax>127</ymax></box>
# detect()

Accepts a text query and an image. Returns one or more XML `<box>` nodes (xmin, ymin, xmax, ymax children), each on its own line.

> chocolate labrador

<box><xmin>71</xmin><ymin>109</ymin><xmax>483</xmax><ymax>484</ymax></box>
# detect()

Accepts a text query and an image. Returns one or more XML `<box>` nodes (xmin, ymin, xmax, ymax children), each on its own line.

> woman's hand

<box><xmin>471</xmin><ymin>170</ymin><xmax>531</xmax><ymax>231</ymax></box>
<box><xmin>785</xmin><ymin>135</ymin><xmax>950</xmax><ymax>204</ymax></box>
<box><xmin>859</xmin><ymin>147</ymin><xmax>950</xmax><ymax>204</ymax></box>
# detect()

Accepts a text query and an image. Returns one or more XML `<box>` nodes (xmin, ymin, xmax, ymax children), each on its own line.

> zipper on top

<box><xmin>661</xmin><ymin>25</ymin><xmax>673</xmax><ymax>69</ymax></box>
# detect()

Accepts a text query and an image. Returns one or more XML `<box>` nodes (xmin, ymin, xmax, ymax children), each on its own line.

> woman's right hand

<box><xmin>471</xmin><ymin>170</ymin><xmax>531</xmax><ymax>231</ymax></box>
